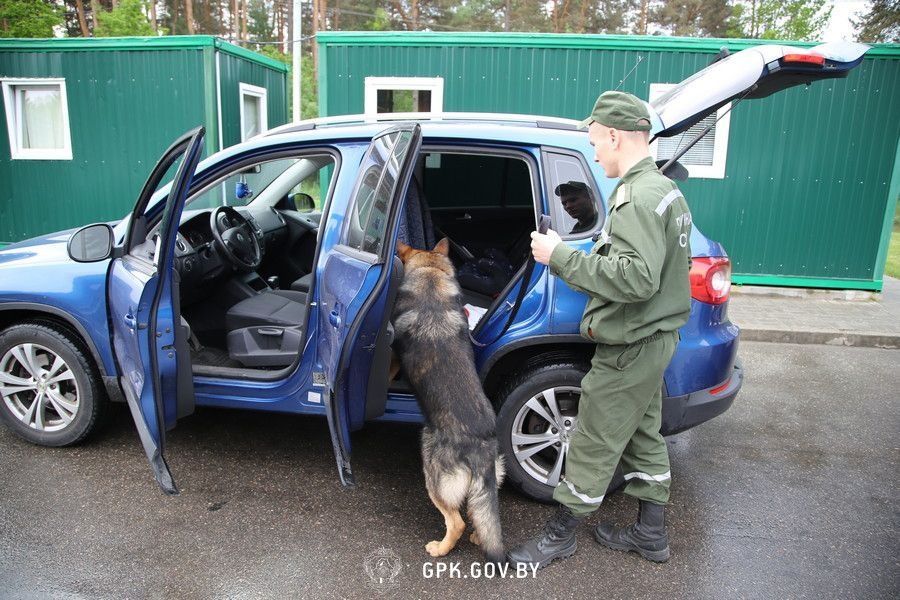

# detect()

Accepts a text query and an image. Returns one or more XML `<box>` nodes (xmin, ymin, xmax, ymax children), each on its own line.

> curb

<box><xmin>740</xmin><ymin>328</ymin><xmax>900</xmax><ymax>349</ymax></box>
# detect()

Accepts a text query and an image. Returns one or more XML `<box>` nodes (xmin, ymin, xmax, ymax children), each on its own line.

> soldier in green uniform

<box><xmin>508</xmin><ymin>91</ymin><xmax>693</xmax><ymax>568</ymax></box>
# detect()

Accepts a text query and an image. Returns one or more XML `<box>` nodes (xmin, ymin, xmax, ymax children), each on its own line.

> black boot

<box><xmin>593</xmin><ymin>500</ymin><xmax>670</xmax><ymax>562</ymax></box>
<box><xmin>507</xmin><ymin>505</ymin><xmax>583</xmax><ymax>569</ymax></box>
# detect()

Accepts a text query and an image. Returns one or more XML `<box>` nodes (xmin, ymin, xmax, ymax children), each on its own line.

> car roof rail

<box><xmin>265</xmin><ymin>112</ymin><xmax>583</xmax><ymax>137</ymax></box>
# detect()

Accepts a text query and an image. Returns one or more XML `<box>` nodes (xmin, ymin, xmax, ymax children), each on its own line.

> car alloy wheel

<box><xmin>0</xmin><ymin>342</ymin><xmax>80</xmax><ymax>432</ymax></box>
<box><xmin>510</xmin><ymin>386</ymin><xmax>580</xmax><ymax>488</ymax></box>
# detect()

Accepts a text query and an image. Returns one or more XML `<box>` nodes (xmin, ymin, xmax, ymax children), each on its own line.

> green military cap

<box><xmin>554</xmin><ymin>180</ymin><xmax>591</xmax><ymax>196</ymax></box>
<box><xmin>579</xmin><ymin>90</ymin><xmax>652</xmax><ymax>131</ymax></box>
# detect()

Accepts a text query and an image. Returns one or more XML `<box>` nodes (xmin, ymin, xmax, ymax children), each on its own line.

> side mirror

<box><xmin>67</xmin><ymin>223</ymin><xmax>114</xmax><ymax>262</ymax></box>
<box><xmin>292</xmin><ymin>192</ymin><xmax>315</xmax><ymax>212</ymax></box>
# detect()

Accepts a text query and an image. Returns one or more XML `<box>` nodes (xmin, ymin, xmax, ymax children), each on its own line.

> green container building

<box><xmin>0</xmin><ymin>35</ymin><xmax>288</xmax><ymax>244</ymax></box>
<box><xmin>318</xmin><ymin>32</ymin><xmax>900</xmax><ymax>291</ymax></box>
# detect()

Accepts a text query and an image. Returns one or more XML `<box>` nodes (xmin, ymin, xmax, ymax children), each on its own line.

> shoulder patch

<box><xmin>654</xmin><ymin>188</ymin><xmax>684</xmax><ymax>216</ymax></box>
<box><xmin>614</xmin><ymin>183</ymin><xmax>632</xmax><ymax>209</ymax></box>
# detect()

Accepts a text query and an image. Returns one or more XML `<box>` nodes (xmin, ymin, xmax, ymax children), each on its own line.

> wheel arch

<box><xmin>0</xmin><ymin>303</ymin><xmax>109</xmax><ymax>378</ymax></box>
<box><xmin>480</xmin><ymin>335</ymin><xmax>594</xmax><ymax>404</ymax></box>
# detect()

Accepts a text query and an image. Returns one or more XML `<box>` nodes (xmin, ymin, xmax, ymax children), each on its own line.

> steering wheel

<box><xmin>210</xmin><ymin>206</ymin><xmax>262</xmax><ymax>271</ymax></box>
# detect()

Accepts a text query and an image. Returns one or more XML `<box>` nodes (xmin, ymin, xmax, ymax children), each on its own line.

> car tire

<box><xmin>496</xmin><ymin>362</ymin><xmax>624</xmax><ymax>503</ymax></box>
<box><xmin>0</xmin><ymin>321</ymin><xmax>107</xmax><ymax>447</ymax></box>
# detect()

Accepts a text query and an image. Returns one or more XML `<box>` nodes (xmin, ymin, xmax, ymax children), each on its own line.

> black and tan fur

<box><xmin>392</xmin><ymin>238</ymin><xmax>505</xmax><ymax>563</ymax></box>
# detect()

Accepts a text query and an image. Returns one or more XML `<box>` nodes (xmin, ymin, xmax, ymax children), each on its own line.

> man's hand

<box><xmin>530</xmin><ymin>229</ymin><xmax>562</xmax><ymax>266</ymax></box>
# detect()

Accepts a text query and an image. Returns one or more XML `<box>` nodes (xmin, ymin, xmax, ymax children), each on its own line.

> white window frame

<box><xmin>1</xmin><ymin>77</ymin><xmax>73</xmax><ymax>161</ymax></box>
<box><xmin>648</xmin><ymin>83</ymin><xmax>730</xmax><ymax>179</ymax></box>
<box><xmin>238</xmin><ymin>82</ymin><xmax>268</xmax><ymax>141</ymax></box>
<box><xmin>363</xmin><ymin>77</ymin><xmax>444</xmax><ymax>119</ymax></box>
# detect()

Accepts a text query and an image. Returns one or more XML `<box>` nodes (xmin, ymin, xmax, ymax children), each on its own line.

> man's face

<box><xmin>560</xmin><ymin>191</ymin><xmax>594</xmax><ymax>221</ymax></box>
<box><xmin>588</xmin><ymin>121</ymin><xmax>619</xmax><ymax>178</ymax></box>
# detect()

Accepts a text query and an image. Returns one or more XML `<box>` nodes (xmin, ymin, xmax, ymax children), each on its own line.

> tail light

<box><xmin>690</xmin><ymin>257</ymin><xmax>731</xmax><ymax>305</ymax></box>
<box><xmin>782</xmin><ymin>53</ymin><xmax>825</xmax><ymax>66</ymax></box>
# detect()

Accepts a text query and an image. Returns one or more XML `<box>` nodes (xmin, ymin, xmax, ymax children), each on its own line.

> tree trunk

<box><xmin>638</xmin><ymin>0</ymin><xmax>649</xmax><ymax>35</ymax></box>
<box><xmin>751</xmin><ymin>0</ymin><xmax>759</xmax><ymax>38</ymax></box>
<box><xmin>185</xmin><ymin>0</ymin><xmax>195</xmax><ymax>34</ymax></box>
<box><xmin>91</xmin><ymin>0</ymin><xmax>102</xmax><ymax>34</ymax></box>
<box><xmin>230</xmin><ymin>0</ymin><xmax>240</xmax><ymax>39</ymax></box>
<box><xmin>312</xmin><ymin>0</ymin><xmax>319</xmax><ymax>78</ymax></box>
<box><xmin>74</xmin><ymin>0</ymin><xmax>90</xmax><ymax>36</ymax></box>
<box><xmin>149</xmin><ymin>0</ymin><xmax>158</xmax><ymax>32</ymax></box>
<box><xmin>287</xmin><ymin>0</ymin><xmax>293</xmax><ymax>53</ymax></box>
<box><xmin>240</xmin><ymin>0</ymin><xmax>247</xmax><ymax>40</ymax></box>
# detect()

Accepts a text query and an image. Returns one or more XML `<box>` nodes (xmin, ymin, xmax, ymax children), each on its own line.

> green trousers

<box><xmin>552</xmin><ymin>331</ymin><xmax>678</xmax><ymax>517</ymax></box>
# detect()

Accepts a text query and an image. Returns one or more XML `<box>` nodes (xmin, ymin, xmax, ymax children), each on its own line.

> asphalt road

<box><xmin>1</xmin><ymin>341</ymin><xmax>898</xmax><ymax>599</ymax></box>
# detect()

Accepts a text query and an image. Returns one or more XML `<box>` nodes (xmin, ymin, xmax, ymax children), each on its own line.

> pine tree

<box><xmin>853</xmin><ymin>0</ymin><xmax>899</xmax><ymax>43</ymax></box>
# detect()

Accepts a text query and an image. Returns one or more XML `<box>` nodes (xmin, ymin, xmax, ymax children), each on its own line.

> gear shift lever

<box><xmin>267</xmin><ymin>276</ymin><xmax>280</xmax><ymax>290</ymax></box>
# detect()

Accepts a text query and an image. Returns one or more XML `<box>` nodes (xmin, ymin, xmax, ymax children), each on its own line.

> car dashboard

<box><xmin>172</xmin><ymin>206</ymin><xmax>291</xmax><ymax>291</ymax></box>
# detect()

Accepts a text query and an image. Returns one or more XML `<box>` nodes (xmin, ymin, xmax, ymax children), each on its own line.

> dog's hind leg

<box><xmin>423</xmin><ymin>468</ymin><xmax>469</xmax><ymax>558</ymax></box>
<box><xmin>424</xmin><ymin>491</ymin><xmax>465</xmax><ymax>558</ymax></box>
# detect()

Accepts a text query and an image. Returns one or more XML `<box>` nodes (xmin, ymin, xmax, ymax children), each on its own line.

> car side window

<box><xmin>543</xmin><ymin>150</ymin><xmax>602</xmax><ymax>239</ymax></box>
<box><xmin>344</xmin><ymin>130</ymin><xmax>412</xmax><ymax>255</ymax></box>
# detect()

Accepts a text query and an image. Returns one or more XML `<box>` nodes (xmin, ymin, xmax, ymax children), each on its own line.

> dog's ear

<box><xmin>396</xmin><ymin>241</ymin><xmax>413</xmax><ymax>263</ymax></box>
<box><xmin>433</xmin><ymin>238</ymin><xmax>450</xmax><ymax>256</ymax></box>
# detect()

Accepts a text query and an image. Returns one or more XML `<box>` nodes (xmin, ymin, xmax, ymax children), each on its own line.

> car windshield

<box><xmin>187</xmin><ymin>155</ymin><xmax>334</xmax><ymax>211</ymax></box>
<box><xmin>112</xmin><ymin>152</ymin><xmax>334</xmax><ymax>243</ymax></box>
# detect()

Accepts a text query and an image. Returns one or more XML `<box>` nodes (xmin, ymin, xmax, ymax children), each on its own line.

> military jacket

<box><xmin>548</xmin><ymin>156</ymin><xmax>692</xmax><ymax>345</ymax></box>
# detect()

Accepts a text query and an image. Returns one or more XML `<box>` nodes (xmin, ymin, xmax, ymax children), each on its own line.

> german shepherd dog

<box><xmin>392</xmin><ymin>238</ymin><xmax>505</xmax><ymax>563</ymax></box>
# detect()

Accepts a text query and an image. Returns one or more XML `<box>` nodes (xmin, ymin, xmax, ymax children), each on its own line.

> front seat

<box><xmin>225</xmin><ymin>290</ymin><xmax>308</xmax><ymax>331</ymax></box>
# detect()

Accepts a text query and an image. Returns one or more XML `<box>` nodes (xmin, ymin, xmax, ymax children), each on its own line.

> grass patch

<box><xmin>887</xmin><ymin>202</ymin><xmax>900</xmax><ymax>279</ymax></box>
<box><xmin>887</xmin><ymin>224</ymin><xmax>900</xmax><ymax>279</ymax></box>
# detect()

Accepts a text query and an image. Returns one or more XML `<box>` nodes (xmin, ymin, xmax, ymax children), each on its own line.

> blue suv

<box><xmin>0</xmin><ymin>42</ymin><xmax>866</xmax><ymax>500</ymax></box>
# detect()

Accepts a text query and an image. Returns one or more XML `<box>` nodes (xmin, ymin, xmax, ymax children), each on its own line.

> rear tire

<box><xmin>496</xmin><ymin>362</ymin><xmax>624</xmax><ymax>502</ymax></box>
<box><xmin>0</xmin><ymin>322</ymin><xmax>107</xmax><ymax>447</ymax></box>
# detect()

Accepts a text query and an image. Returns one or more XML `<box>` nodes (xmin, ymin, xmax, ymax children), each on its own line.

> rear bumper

<box><xmin>661</xmin><ymin>358</ymin><xmax>743</xmax><ymax>436</ymax></box>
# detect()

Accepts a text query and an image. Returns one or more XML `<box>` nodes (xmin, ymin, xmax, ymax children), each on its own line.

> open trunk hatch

<box><xmin>649</xmin><ymin>41</ymin><xmax>869</xmax><ymax>138</ymax></box>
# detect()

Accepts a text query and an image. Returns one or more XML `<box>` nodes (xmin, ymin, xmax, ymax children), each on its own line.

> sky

<box><xmin>823</xmin><ymin>0</ymin><xmax>869</xmax><ymax>42</ymax></box>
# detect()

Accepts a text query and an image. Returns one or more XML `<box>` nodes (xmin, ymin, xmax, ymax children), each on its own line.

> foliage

<box><xmin>94</xmin><ymin>0</ymin><xmax>155</xmax><ymax>37</ymax></box>
<box><xmin>0</xmin><ymin>0</ymin><xmax>62</xmax><ymax>37</ymax></box>
<box><xmin>729</xmin><ymin>0</ymin><xmax>832</xmax><ymax>41</ymax></box>
<box><xmin>256</xmin><ymin>45</ymin><xmax>318</xmax><ymax>120</ymax></box>
<box><xmin>652</xmin><ymin>0</ymin><xmax>733</xmax><ymax>37</ymax></box>
<box><xmin>853</xmin><ymin>0</ymin><xmax>900</xmax><ymax>43</ymax></box>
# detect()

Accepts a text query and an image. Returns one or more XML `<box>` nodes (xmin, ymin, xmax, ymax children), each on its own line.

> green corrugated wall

<box><xmin>217</xmin><ymin>51</ymin><xmax>288</xmax><ymax>149</ymax></box>
<box><xmin>0</xmin><ymin>36</ymin><xmax>287</xmax><ymax>244</ymax></box>
<box><xmin>318</xmin><ymin>32</ymin><xmax>900</xmax><ymax>290</ymax></box>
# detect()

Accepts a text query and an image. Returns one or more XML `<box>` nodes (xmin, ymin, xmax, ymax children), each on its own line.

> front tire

<box><xmin>0</xmin><ymin>322</ymin><xmax>107</xmax><ymax>446</ymax></box>
<box><xmin>496</xmin><ymin>362</ymin><xmax>624</xmax><ymax>502</ymax></box>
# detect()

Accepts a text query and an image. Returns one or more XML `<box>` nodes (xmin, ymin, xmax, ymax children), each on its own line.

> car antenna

<box><xmin>613</xmin><ymin>55</ymin><xmax>644</xmax><ymax>91</ymax></box>
<box><xmin>659</xmin><ymin>84</ymin><xmax>758</xmax><ymax>177</ymax></box>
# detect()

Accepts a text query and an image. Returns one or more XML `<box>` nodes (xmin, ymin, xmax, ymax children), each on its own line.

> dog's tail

<box><xmin>467</xmin><ymin>458</ymin><xmax>505</xmax><ymax>564</ymax></box>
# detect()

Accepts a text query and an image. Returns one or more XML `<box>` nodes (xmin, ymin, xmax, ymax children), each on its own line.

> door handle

<box><xmin>455</xmin><ymin>212</ymin><xmax>472</xmax><ymax>221</ymax></box>
<box><xmin>123</xmin><ymin>311</ymin><xmax>136</xmax><ymax>330</ymax></box>
<box><xmin>329</xmin><ymin>309</ymin><xmax>341</xmax><ymax>328</ymax></box>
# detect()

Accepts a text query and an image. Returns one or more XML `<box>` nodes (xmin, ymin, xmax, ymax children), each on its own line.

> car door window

<box><xmin>543</xmin><ymin>150</ymin><xmax>603</xmax><ymax>239</ymax></box>
<box><xmin>344</xmin><ymin>130</ymin><xmax>414</xmax><ymax>256</ymax></box>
